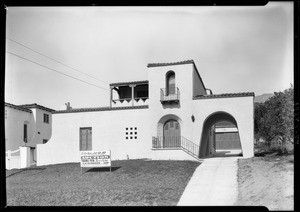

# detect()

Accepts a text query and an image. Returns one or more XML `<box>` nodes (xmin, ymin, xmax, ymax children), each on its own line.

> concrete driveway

<box><xmin>177</xmin><ymin>156</ymin><xmax>241</xmax><ymax>206</ymax></box>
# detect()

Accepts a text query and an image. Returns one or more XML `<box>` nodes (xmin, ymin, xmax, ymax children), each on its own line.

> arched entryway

<box><xmin>199</xmin><ymin>111</ymin><xmax>242</xmax><ymax>158</ymax></box>
<box><xmin>156</xmin><ymin>114</ymin><xmax>183</xmax><ymax>148</ymax></box>
<box><xmin>163</xmin><ymin>119</ymin><xmax>181</xmax><ymax>147</ymax></box>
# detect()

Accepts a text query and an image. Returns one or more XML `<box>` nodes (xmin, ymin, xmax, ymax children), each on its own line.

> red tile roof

<box><xmin>19</xmin><ymin>103</ymin><xmax>55</xmax><ymax>113</ymax></box>
<box><xmin>5</xmin><ymin>102</ymin><xmax>32</xmax><ymax>113</ymax></box>
<box><xmin>53</xmin><ymin>105</ymin><xmax>148</xmax><ymax>114</ymax></box>
<box><xmin>147</xmin><ymin>60</ymin><xmax>194</xmax><ymax>68</ymax></box>
<box><xmin>109</xmin><ymin>80</ymin><xmax>149</xmax><ymax>87</ymax></box>
<box><xmin>194</xmin><ymin>92</ymin><xmax>255</xmax><ymax>99</ymax></box>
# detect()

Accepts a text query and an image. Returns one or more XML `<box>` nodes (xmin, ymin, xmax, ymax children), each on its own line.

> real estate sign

<box><xmin>80</xmin><ymin>150</ymin><xmax>111</xmax><ymax>168</ymax></box>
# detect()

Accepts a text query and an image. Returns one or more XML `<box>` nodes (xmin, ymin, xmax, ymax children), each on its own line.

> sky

<box><xmin>5</xmin><ymin>3</ymin><xmax>294</xmax><ymax>110</ymax></box>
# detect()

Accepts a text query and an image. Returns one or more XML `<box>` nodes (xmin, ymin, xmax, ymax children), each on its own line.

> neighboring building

<box><xmin>5</xmin><ymin>103</ymin><xmax>54</xmax><ymax>167</ymax></box>
<box><xmin>36</xmin><ymin>60</ymin><xmax>255</xmax><ymax>166</ymax></box>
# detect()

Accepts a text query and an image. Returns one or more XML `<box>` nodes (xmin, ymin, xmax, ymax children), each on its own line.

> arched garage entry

<box><xmin>199</xmin><ymin>111</ymin><xmax>242</xmax><ymax>158</ymax></box>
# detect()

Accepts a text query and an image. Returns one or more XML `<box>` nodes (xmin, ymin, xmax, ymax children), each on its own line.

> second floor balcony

<box><xmin>160</xmin><ymin>87</ymin><xmax>180</xmax><ymax>103</ymax></box>
<box><xmin>110</xmin><ymin>81</ymin><xmax>149</xmax><ymax>107</ymax></box>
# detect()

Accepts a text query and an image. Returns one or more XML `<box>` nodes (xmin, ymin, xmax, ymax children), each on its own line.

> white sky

<box><xmin>5</xmin><ymin>3</ymin><xmax>294</xmax><ymax>110</ymax></box>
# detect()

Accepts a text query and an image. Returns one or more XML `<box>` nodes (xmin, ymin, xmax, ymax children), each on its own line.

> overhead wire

<box><xmin>6</xmin><ymin>51</ymin><xmax>110</xmax><ymax>92</ymax></box>
<box><xmin>6</xmin><ymin>37</ymin><xmax>109</xmax><ymax>85</ymax></box>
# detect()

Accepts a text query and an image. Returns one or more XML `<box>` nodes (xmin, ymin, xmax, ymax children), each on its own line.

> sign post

<box><xmin>80</xmin><ymin>150</ymin><xmax>111</xmax><ymax>173</ymax></box>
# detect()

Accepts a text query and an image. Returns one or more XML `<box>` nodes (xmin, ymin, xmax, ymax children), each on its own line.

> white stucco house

<box><xmin>5</xmin><ymin>103</ymin><xmax>54</xmax><ymax>169</ymax></box>
<box><xmin>5</xmin><ymin>60</ymin><xmax>255</xmax><ymax>168</ymax></box>
<box><xmin>36</xmin><ymin>60</ymin><xmax>254</xmax><ymax>166</ymax></box>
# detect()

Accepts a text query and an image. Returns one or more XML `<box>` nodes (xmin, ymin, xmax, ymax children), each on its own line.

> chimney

<box><xmin>65</xmin><ymin>102</ymin><xmax>72</xmax><ymax>110</ymax></box>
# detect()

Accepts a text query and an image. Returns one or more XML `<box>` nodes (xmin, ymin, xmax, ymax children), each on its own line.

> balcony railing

<box><xmin>152</xmin><ymin>136</ymin><xmax>181</xmax><ymax>148</ymax></box>
<box><xmin>152</xmin><ymin>136</ymin><xmax>200</xmax><ymax>159</ymax></box>
<box><xmin>111</xmin><ymin>97</ymin><xmax>149</xmax><ymax>107</ymax></box>
<box><xmin>160</xmin><ymin>87</ymin><xmax>180</xmax><ymax>103</ymax></box>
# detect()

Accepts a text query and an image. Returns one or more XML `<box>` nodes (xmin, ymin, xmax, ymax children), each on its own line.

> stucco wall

<box><xmin>30</xmin><ymin>108</ymin><xmax>52</xmax><ymax>144</ymax></box>
<box><xmin>151</xmin><ymin>149</ymin><xmax>199</xmax><ymax>161</ymax></box>
<box><xmin>191</xmin><ymin>96</ymin><xmax>254</xmax><ymax>158</ymax></box>
<box><xmin>148</xmin><ymin>63</ymin><xmax>195</xmax><ymax>139</ymax></box>
<box><xmin>5</xmin><ymin>107</ymin><xmax>34</xmax><ymax>151</ymax></box>
<box><xmin>147</xmin><ymin>63</ymin><xmax>254</xmax><ymax>159</ymax></box>
<box><xmin>37</xmin><ymin>107</ymin><xmax>151</xmax><ymax>166</ymax></box>
<box><xmin>193</xmin><ymin>66</ymin><xmax>206</xmax><ymax>97</ymax></box>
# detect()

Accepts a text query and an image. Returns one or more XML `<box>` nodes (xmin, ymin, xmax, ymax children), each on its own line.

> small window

<box><xmin>130</xmin><ymin>128</ymin><xmax>133</xmax><ymax>130</ymax></box>
<box><xmin>44</xmin><ymin>114</ymin><xmax>49</xmax><ymax>123</ymax></box>
<box><xmin>130</xmin><ymin>132</ymin><xmax>132</xmax><ymax>134</ymax></box>
<box><xmin>175</xmin><ymin>123</ymin><xmax>179</xmax><ymax>130</ymax></box>
<box><xmin>170</xmin><ymin>122</ymin><xmax>174</xmax><ymax>128</ymax></box>
<box><xmin>23</xmin><ymin>124</ymin><xmax>27</xmax><ymax>142</ymax></box>
<box><xmin>135</xmin><ymin>127</ymin><xmax>137</xmax><ymax>130</ymax></box>
<box><xmin>43</xmin><ymin>139</ymin><xmax>48</xmax><ymax>144</ymax></box>
<box><xmin>130</xmin><ymin>137</ymin><xmax>132</xmax><ymax>139</ymax></box>
<box><xmin>126</xmin><ymin>132</ymin><xmax>128</xmax><ymax>135</ymax></box>
<box><xmin>126</xmin><ymin>137</ymin><xmax>128</xmax><ymax>139</ymax></box>
<box><xmin>135</xmin><ymin>136</ymin><xmax>137</xmax><ymax>139</ymax></box>
<box><xmin>135</xmin><ymin>132</ymin><xmax>137</xmax><ymax>135</ymax></box>
<box><xmin>126</xmin><ymin>128</ymin><xmax>128</xmax><ymax>130</ymax></box>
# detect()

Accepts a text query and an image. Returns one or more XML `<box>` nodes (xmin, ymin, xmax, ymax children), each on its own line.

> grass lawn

<box><xmin>235</xmin><ymin>143</ymin><xmax>294</xmax><ymax>210</ymax></box>
<box><xmin>6</xmin><ymin>159</ymin><xmax>200</xmax><ymax>206</ymax></box>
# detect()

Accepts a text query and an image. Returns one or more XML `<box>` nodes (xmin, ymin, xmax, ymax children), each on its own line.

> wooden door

<box><xmin>80</xmin><ymin>127</ymin><xmax>92</xmax><ymax>151</ymax></box>
<box><xmin>163</xmin><ymin>120</ymin><xmax>181</xmax><ymax>147</ymax></box>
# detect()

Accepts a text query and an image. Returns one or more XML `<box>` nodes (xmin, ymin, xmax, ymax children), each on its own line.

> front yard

<box><xmin>235</xmin><ymin>152</ymin><xmax>294</xmax><ymax>210</ymax></box>
<box><xmin>6</xmin><ymin>159</ymin><xmax>200</xmax><ymax>206</ymax></box>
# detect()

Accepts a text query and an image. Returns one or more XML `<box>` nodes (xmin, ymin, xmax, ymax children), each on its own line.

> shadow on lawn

<box><xmin>6</xmin><ymin>167</ymin><xmax>46</xmax><ymax>178</ymax></box>
<box><xmin>86</xmin><ymin>166</ymin><xmax>121</xmax><ymax>173</ymax></box>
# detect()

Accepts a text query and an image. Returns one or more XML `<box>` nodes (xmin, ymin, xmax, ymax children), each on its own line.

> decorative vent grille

<box><xmin>125</xmin><ymin>127</ymin><xmax>138</xmax><ymax>140</ymax></box>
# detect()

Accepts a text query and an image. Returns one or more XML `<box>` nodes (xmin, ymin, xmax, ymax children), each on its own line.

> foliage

<box><xmin>254</xmin><ymin>86</ymin><xmax>294</xmax><ymax>150</ymax></box>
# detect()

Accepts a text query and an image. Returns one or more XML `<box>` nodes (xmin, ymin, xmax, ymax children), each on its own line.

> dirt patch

<box><xmin>235</xmin><ymin>154</ymin><xmax>294</xmax><ymax>210</ymax></box>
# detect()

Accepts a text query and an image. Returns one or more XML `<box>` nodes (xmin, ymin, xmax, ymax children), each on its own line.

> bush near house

<box><xmin>254</xmin><ymin>85</ymin><xmax>295</xmax><ymax>154</ymax></box>
<box><xmin>6</xmin><ymin>160</ymin><xmax>200</xmax><ymax>206</ymax></box>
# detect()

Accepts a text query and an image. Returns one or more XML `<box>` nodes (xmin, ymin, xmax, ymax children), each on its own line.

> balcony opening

<box><xmin>166</xmin><ymin>71</ymin><xmax>175</xmax><ymax>96</ymax></box>
<box><xmin>110</xmin><ymin>81</ymin><xmax>149</xmax><ymax>107</ymax></box>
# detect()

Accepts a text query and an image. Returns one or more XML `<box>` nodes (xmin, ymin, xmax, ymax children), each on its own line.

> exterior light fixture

<box><xmin>191</xmin><ymin>115</ymin><xmax>195</xmax><ymax>122</ymax></box>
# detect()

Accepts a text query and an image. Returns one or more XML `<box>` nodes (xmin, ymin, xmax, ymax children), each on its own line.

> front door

<box><xmin>163</xmin><ymin>120</ymin><xmax>181</xmax><ymax>147</ymax></box>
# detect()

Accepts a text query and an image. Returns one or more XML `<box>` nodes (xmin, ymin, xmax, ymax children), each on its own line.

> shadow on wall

<box><xmin>199</xmin><ymin>111</ymin><xmax>241</xmax><ymax>158</ymax></box>
<box><xmin>162</xmin><ymin>102</ymin><xmax>181</xmax><ymax>109</ymax></box>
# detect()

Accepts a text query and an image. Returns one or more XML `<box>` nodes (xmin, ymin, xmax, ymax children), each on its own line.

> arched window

<box><xmin>166</xmin><ymin>71</ymin><xmax>175</xmax><ymax>95</ymax></box>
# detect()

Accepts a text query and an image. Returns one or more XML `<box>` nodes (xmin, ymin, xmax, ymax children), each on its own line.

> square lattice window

<box><xmin>125</xmin><ymin>127</ymin><xmax>138</xmax><ymax>140</ymax></box>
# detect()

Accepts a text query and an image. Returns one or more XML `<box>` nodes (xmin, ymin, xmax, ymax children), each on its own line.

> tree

<box><xmin>254</xmin><ymin>85</ymin><xmax>294</xmax><ymax>149</ymax></box>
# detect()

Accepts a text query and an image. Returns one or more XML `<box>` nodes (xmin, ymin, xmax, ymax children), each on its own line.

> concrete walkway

<box><xmin>177</xmin><ymin>156</ymin><xmax>241</xmax><ymax>206</ymax></box>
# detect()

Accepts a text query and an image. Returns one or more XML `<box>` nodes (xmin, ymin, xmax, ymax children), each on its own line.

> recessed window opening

<box><xmin>166</xmin><ymin>71</ymin><xmax>175</xmax><ymax>96</ymax></box>
<box><xmin>23</xmin><ymin>124</ymin><xmax>27</xmax><ymax>143</ymax></box>
<box><xmin>44</xmin><ymin>113</ymin><xmax>49</xmax><ymax>123</ymax></box>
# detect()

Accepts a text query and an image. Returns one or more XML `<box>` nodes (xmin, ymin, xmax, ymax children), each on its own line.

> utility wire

<box><xmin>6</xmin><ymin>51</ymin><xmax>110</xmax><ymax>92</ymax></box>
<box><xmin>6</xmin><ymin>37</ymin><xmax>108</xmax><ymax>85</ymax></box>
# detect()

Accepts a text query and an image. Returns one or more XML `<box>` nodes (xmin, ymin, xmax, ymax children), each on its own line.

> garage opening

<box><xmin>199</xmin><ymin>112</ymin><xmax>242</xmax><ymax>158</ymax></box>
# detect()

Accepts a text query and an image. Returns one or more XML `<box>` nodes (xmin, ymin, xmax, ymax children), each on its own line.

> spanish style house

<box><xmin>5</xmin><ymin>103</ymin><xmax>54</xmax><ymax>169</ymax></box>
<box><xmin>5</xmin><ymin>60</ymin><xmax>255</xmax><ymax>168</ymax></box>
